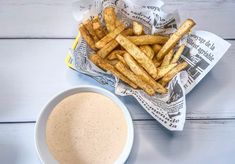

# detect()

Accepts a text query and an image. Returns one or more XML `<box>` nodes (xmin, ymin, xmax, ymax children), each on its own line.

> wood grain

<box><xmin>0</xmin><ymin>121</ymin><xmax>235</xmax><ymax>164</ymax></box>
<box><xmin>127</xmin><ymin>120</ymin><xmax>235</xmax><ymax>164</ymax></box>
<box><xmin>0</xmin><ymin>39</ymin><xmax>234</xmax><ymax>121</ymax></box>
<box><xmin>0</xmin><ymin>123</ymin><xmax>41</xmax><ymax>164</ymax></box>
<box><xmin>0</xmin><ymin>0</ymin><xmax>235</xmax><ymax>38</ymax></box>
<box><xmin>0</xmin><ymin>39</ymin><xmax>114</xmax><ymax>122</ymax></box>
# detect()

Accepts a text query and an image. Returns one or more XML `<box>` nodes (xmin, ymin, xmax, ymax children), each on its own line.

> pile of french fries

<box><xmin>79</xmin><ymin>7</ymin><xmax>196</xmax><ymax>95</ymax></box>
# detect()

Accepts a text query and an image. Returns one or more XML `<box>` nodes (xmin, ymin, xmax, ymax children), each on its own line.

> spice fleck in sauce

<box><xmin>46</xmin><ymin>92</ymin><xmax>127</xmax><ymax>164</ymax></box>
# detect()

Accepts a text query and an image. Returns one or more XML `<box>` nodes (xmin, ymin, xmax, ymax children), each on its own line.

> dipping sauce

<box><xmin>46</xmin><ymin>92</ymin><xmax>127</xmax><ymax>164</ymax></box>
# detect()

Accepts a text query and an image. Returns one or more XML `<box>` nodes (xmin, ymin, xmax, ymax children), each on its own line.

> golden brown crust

<box><xmin>104</xmin><ymin>7</ymin><xmax>116</xmax><ymax>32</ymax></box>
<box><xmin>95</xmin><ymin>24</ymin><xmax>125</xmax><ymax>49</ymax></box>
<box><xmin>79</xmin><ymin>24</ymin><xmax>97</xmax><ymax>51</ymax></box>
<box><xmin>83</xmin><ymin>19</ymin><xmax>99</xmax><ymax>42</ymax></box>
<box><xmin>89</xmin><ymin>54</ymin><xmax>137</xmax><ymax>88</ymax></box>
<box><xmin>97</xmin><ymin>40</ymin><xmax>119</xmax><ymax>58</ymax></box>
<box><xmin>124</xmin><ymin>53</ymin><xmax>167</xmax><ymax>93</ymax></box>
<box><xmin>115</xmin><ymin>34</ymin><xmax>158</xmax><ymax>79</ymax></box>
<box><xmin>121</xmin><ymin>28</ymin><xmax>134</xmax><ymax>36</ymax></box>
<box><xmin>161</xmin><ymin>49</ymin><xmax>174</xmax><ymax>67</ymax></box>
<box><xmin>151</xmin><ymin>44</ymin><xmax>162</xmax><ymax>54</ymax></box>
<box><xmin>139</xmin><ymin>45</ymin><xmax>155</xmax><ymax>59</ymax></box>
<box><xmin>171</xmin><ymin>44</ymin><xmax>186</xmax><ymax>64</ymax></box>
<box><xmin>107</xmin><ymin>50</ymin><xmax>126</xmax><ymax>60</ymax></box>
<box><xmin>127</xmin><ymin>35</ymin><xmax>169</xmax><ymax>45</ymax></box>
<box><xmin>115</xmin><ymin>61</ymin><xmax>155</xmax><ymax>95</ymax></box>
<box><xmin>157</xmin><ymin>19</ymin><xmax>195</xmax><ymax>60</ymax></box>
<box><xmin>159</xmin><ymin>61</ymin><xmax>188</xmax><ymax>86</ymax></box>
<box><xmin>155</xmin><ymin>63</ymin><xmax>177</xmax><ymax>80</ymax></box>
<box><xmin>92</xmin><ymin>16</ymin><xmax>106</xmax><ymax>39</ymax></box>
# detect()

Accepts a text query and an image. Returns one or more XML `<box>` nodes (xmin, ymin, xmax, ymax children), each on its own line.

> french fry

<box><xmin>107</xmin><ymin>50</ymin><xmax>126</xmax><ymax>60</ymax></box>
<box><xmin>92</xmin><ymin>16</ymin><xmax>106</xmax><ymax>39</ymax></box>
<box><xmin>133</xmin><ymin>21</ymin><xmax>143</xmax><ymax>35</ymax></box>
<box><xmin>139</xmin><ymin>45</ymin><xmax>155</xmax><ymax>59</ymax></box>
<box><xmin>80</xmin><ymin>11</ymin><xmax>195</xmax><ymax>95</ymax></box>
<box><xmin>116</xmin><ymin>54</ymin><xmax>126</xmax><ymax>64</ymax></box>
<box><xmin>79</xmin><ymin>24</ymin><xmax>97</xmax><ymax>50</ymax></box>
<box><xmin>107</xmin><ymin>59</ymin><xmax>119</xmax><ymax>66</ymax></box>
<box><xmin>127</xmin><ymin>35</ymin><xmax>169</xmax><ymax>45</ymax></box>
<box><xmin>95</xmin><ymin>24</ymin><xmax>125</xmax><ymax>49</ymax></box>
<box><xmin>99</xmin><ymin>28</ymin><xmax>133</xmax><ymax>55</ymax></box>
<box><xmin>103</xmin><ymin>27</ymin><xmax>109</xmax><ymax>35</ymax></box>
<box><xmin>121</xmin><ymin>28</ymin><xmax>133</xmax><ymax>36</ymax></box>
<box><xmin>89</xmin><ymin>54</ymin><xmax>137</xmax><ymax>88</ymax></box>
<box><xmin>152</xmin><ymin>44</ymin><xmax>162</xmax><ymax>54</ymax></box>
<box><xmin>124</xmin><ymin>53</ymin><xmax>167</xmax><ymax>93</ymax></box>
<box><xmin>161</xmin><ymin>49</ymin><xmax>174</xmax><ymax>67</ymax></box>
<box><xmin>115</xmin><ymin>34</ymin><xmax>158</xmax><ymax>78</ymax></box>
<box><xmin>157</xmin><ymin>19</ymin><xmax>196</xmax><ymax>60</ymax></box>
<box><xmin>171</xmin><ymin>44</ymin><xmax>186</xmax><ymax>64</ymax></box>
<box><xmin>83</xmin><ymin>19</ymin><xmax>99</xmax><ymax>42</ymax></box>
<box><xmin>155</xmin><ymin>63</ymin><xmax>177</xmax><ymax>80</ymax></box>
<box><xmin>159</xmin><ymin>61</ymin><xmax>188</xmax><ymax>86</ymax></box>
<box><xmin>97</xmin><ymin>40</ymin><xmax>119</xmax><ymax>58</ymax></box>
<box><xmin>104</xmin><ymin>7</ymin><xmax>116</xmax><ymax>32</ymax></box>
<box><xmin>115</xmin><ymin>62</ymin><xmax>155</xmax><ymax>95</ymax></box>
<box><xmin>152</xmin><ymin>44</ymin><xmax>162</xmax><ymax>67</ymax></box>
<box><xmin>153</xmin><ymin>58</ymin><xmax>162</xmax><ymax>68</ymax></box>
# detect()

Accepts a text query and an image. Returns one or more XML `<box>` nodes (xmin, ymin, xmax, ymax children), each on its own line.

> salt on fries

<box><xmin>157</xmin><ymin>19</ymin><xmax>195</xmax><ymax>60</ymax></box>
<box><xmin>104</xmin><ymin>7</ymin><xmax>116</xmax><ymax>32</ymax></box>
<box><xmin>115</xmin><ymin>61</ymin><xmax>155</xmax><ymax>95</ymax></box>
<box><xmin>127</xmin><ymin>35</ymin><xmax>169</xmax><ymax>45</ymax></box>
<box><xmin>92</xmin><ymin>16</ymin><xmax>106</xmax><ymax>39</ymax></box>
<box><xmin>115</xmin><ymin>34</ymin><xmax>158</xmax><ymax>79</ymax></box>
<box><xmin>159</xmin><ymin>62</ymin><xmax>188</xmax><ymax>86</ymax></box>
<box><xmin>79</xmin><ymin>8</ymin><xmax>195</xmax><ymax>95</ymax></box>
<box><xmin>123</xmin><ymin>53</ymin><xmax>167</xmax><ymax>94</ymax></box>
<box><xmin>89</xmin><ymin>54</ymin><xmax>137</xmax><ymax>88</ymax></box>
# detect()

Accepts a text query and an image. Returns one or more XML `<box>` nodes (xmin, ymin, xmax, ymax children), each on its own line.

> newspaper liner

<box><xmin>69</xmin><ymin>0</ymin><xmax>231</xmax><ymax>130</ymax></box>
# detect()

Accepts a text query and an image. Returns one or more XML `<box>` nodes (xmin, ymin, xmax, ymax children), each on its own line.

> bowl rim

<box><xmin>34</xmin><ymin>85</ymin><xmax>134</xmax><ymax>164</ymax></box>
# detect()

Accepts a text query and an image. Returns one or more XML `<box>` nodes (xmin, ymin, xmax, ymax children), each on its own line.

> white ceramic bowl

<box><xmin>35</xmin><ymin>85</ymin><xmax>134</xmax><ymax>164</ymax></box>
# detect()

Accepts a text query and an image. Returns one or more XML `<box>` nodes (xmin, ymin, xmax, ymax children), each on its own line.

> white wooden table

<box><xmin>0</xmin><ymin>0</ymin><xmax>235</xmax><ymax>163</ymax></box>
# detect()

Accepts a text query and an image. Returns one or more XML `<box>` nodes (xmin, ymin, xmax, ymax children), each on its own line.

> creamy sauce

<box><xmin>46</xmin><ymin>92</ymin><xmax>127</xmax><ymax>164</ymax></box>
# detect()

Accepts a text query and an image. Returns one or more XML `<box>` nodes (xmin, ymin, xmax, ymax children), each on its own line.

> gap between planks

<box><xmin>0</xmin><ymin>37</ymin><xmax>235</xmax><ymax>40</ymax></box>
<box><xmin>0</xmin><ymin>117</ymin><xmax>235</xmax><ymax>124</ymax></box>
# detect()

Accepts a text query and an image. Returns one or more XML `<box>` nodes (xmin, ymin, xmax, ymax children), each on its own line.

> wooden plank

<box><xmin>0</xmin><ymin>39</ymin><xmax>113</xmax><ymax>122</ymax></box>
<box><xmin>127</xmin><ymin>120</ymin><xmax>235</xmax><ymax>164</ymax></box>
<box><xmin>0</xmin><ymin>0</ymin><xmax>235</xmax><ymax>38</ymax></box>
<box><xmin>0</xmin><ymin>39</ymin><xmax>234</xmax><ymax>122</ymax></box>
<box><xmin>163</xmin><ymin>0</ymin><xmax>235</xmax><ymax>39</ymax></box>
<box><xmin>0</xmin><ymin>0</ymin><xmax>77</xmax><ymax>38</ymax></box>
<box><xmin>0</xmin><ymin>123</ymin><xmax>41</xmax><ymax>164</ymax></box>
<box><xmin>0</xmin><ymin>120</ymin><xmax>235</xmax><ymax>164</ymax></box>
